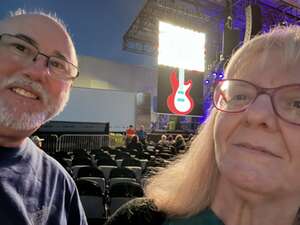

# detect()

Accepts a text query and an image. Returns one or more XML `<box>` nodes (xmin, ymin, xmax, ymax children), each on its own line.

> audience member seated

<box><xmin>126</xmin><ymin>135</ymin><xmax>144</xmax><ymax>152</ymax></box>
<box><xmin>31</xmin><ymin>135</ymin><xmax>44</xmax><ymax>148</ymax></box>
<box><xmin>157</xmin><ymin>135</ymin><xmax>168</xmax><ymax>147</ymax></box>
<box><xmin>126</xmin><ymin>125</ymin><xmax>136</xmax><ymax>137</ymax></box>
<box><xmin>173</xmin><ymin>134</ymin><xmax>186</xmax><ymax>152</ymax></box>
<box><xmin>125</xmin><ymin>125</ymin><xmax>136</xmax><ymax>145</ymax></box>
<box><xmin>136</xmin><ymin>125</ymin><xmax>147</xmax><ymax>145</ymax></box>
<box><xmin>167</xmin><ymin>135</ymin><xmax>175</xmax><ymax>145</ymax></box>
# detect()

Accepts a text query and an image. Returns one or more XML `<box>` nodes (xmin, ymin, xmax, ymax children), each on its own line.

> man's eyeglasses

<box><xmin>0</xmin><ymin>33</ymin><xmax>79</xmax><ymax>81</ymax></box>
<box><xmin>213</xmin><ymin>79</ymin><xmax>300</xmax><ymax>126</ymax></box>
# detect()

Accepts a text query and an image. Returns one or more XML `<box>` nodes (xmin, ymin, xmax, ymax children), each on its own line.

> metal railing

<box><xmin>58</xmin><ymin>134</ymin><xmax>109</xmax><ymax>152</ymax></box>
<box><xmin>39</xmin><ymin>134</ymin><xmax>58</xmax><ymax>153</ymax></box>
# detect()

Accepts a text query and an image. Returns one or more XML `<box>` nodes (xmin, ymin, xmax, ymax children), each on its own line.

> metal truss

<box><xmin>123</xmin><ymin>0</ymin><xmax>222</xmax><ymax>57</ymax></box>
<box><xmin>123</xmin><ymin>0</ymin><xmax>300</xmax><ymax>64</ymax></box>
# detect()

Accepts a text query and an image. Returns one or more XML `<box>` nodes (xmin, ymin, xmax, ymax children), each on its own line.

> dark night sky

<box><xmin>0</xmin><ymin>0</ymin><xmax>156</xmax><ymax>68</ymax></box>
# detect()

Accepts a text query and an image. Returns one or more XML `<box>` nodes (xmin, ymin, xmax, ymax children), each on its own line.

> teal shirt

<box><xmin>163</xmin><ymin>208</ymin><xmax>225</xmax><ymax>225</ymax></box>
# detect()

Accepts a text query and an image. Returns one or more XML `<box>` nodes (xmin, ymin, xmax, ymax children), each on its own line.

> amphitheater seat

<box><xmin>109</xmin><ymin>167</ymin><xmax>136</xmax><ymax>180</ymax></box>
<box><xmin>121</xmin><ymin>158</ymin><xmax>142</xmax><ymax>167</ymax></box>
<box><xmin>98</xmin><ymin>165</ymin><xmax>118</xmax><ymax>181</ymax></box>
<box><xmin>108</xmin><ymin>181</ymin><xmax>143</xmax><ymax>215</ymax></box>
<box><xmin>76</xmin><ymin>179</ymin><xmax>107</xmax><ymax>225</ymax></box>
<box><xmin>76</xmin><ymin>166</ymin><xmax>106</xmax><ymax>193</ymax></box>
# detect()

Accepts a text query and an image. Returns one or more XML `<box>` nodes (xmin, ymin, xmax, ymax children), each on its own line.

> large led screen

<box><xmin>158</xmin><ymin>21</ymin><xmax>206</xmax><ymax>72</ymax></box>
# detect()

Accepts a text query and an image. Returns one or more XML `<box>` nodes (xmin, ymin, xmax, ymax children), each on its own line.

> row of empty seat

<box><xmin>49</xmin><ymin>144</ymin><xmax>185</xmax><ymax>225</ymax></box>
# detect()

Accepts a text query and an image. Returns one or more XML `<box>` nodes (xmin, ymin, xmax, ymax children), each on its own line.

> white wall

<box><xmin>53</xmin><ymin>87</ymin><xmax>136</xmax><ymax>132</ymax></box>
<box><xmin>54</xmin><ymin>56</ymin><xmax>156</xmax><ymax>130</ymax></box>
<box><xmin>74</xmin><ymin>56</ymin><xmax>157</xmax><ymax>96</ymax></box>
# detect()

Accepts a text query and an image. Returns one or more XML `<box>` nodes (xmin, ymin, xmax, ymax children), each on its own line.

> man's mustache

<box><xmin>0</xmin><ymin>75</ymin><xmax>49</xmax><ymax>103</ymax></box>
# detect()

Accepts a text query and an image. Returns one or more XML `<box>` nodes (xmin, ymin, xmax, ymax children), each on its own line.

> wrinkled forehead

<box><xmin>227</xmin><ymin>48</ymin><xmax>279</xmax><ymax>78</ymax></box>
<box><xmin>225</xmin><ymin>48</ymin><xmax>300</xmax><ymax>86</ymax></box>
<box><xmin>225</xmin><ymin>31</ymin><xmax>300</xmax><ymax>80</ymax></box>
<box><xmin>0</xmin><ymin>14</ymin><xmax>77</xmax><ymax>65</ymax></box>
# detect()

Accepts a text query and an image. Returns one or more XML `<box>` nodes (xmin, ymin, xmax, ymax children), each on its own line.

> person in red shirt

<box><xmin>126</xmin><ymin>125</ymin><xmax>135</xmax><ymax>137</ymax></box>
<box><xmin>125</xmin><ymin>125</ymin><xmax>135</xmax><ymax>145</ymax></box>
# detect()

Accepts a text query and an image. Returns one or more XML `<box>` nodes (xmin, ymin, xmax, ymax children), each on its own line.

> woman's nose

<box><xmin>243</xmin><ymin>94</ymin><xmax>278</xmax><ymax>130</ymax></box>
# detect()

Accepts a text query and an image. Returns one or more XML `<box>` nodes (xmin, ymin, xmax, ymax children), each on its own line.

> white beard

<box><xmin>0</xmin><ymin>75</ymin><xmax>70</xmax><ymax>131</ymax></box>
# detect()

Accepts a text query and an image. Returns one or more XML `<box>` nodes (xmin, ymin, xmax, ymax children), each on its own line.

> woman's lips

<box><xmin>234</xmin><ymin>143</ymin><xmax>281</xmax><ymax>158</ymax></box>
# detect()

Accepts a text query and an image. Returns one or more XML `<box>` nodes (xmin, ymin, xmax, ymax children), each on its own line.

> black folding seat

<box><xmin>114</xmin><ymin>151</ymin><xmax>131</xmax><ymax>160</ymax></box>
<box><xmin>121</xmin><ymin>158</ymin><xmax>142</xmax><ymax>167</ymax></box>
<box><xmin>77</xmin><ymin>166</ymin><xmax>106</xmax><ymax>193</ymax></box>
<box><xmin>109</xmin><ymin>167</ymin><xmax>138</xmax><ymax>187</ymax></box>
<box><xmin>97</xmin><ymin>158</ymin><xmax>118</xmax><ymax>181</ymax></box>
<box><xmin>157</xmin><ymin>152</ymin><xmax>174</xmax><ymax>160</ymax></box>
<box><xmin>94</xmin><ymin>152</ymin><xmax>111</xmax><ymax>160</ymax></box>
<box><xmin>108</xmin><ymin>181</ymin><xmax>143</xmax><ymax>214</ymax></box>
<box><xmin>76</xmin><ymin>179</ymin><xmax>107</xmax><ymax>225</ymax></box>
<box><xmin>120</xmin><ymin>159</ymin><xmax>143</xmax><ymax>182</ymax></box>
<box><xmin>101</xmin><ymin>146</ymin><xmax>112</xmax><ymax>152</ymax></box>
<box><xmin>135</xmin><ymin>151</ymin><xmax>151</xmax><ymax>160</ymax></box>
<box><xmin>97</xmin><ymin>158</ymin><xmax>117</xmax><ymax>167</ymax></box>
<box><xmin>109</xmin><ymin>167</ymin><xmax>136</xmax><ymax>179</ymax></box>
<box><xmin>72</xmin><ymin>157</ymin><xmax>93</xmax><ymax>166</ymax></box>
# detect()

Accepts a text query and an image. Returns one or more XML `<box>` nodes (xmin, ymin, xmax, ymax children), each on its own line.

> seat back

<box><xmin>77</xmin><ymin>177</ymin><xmax>105</xmax><ymax>194</ymax></box>
<box><xmin>72</xmin><ymin>157</ymin><xmax>93</xmax><ymax>166</ymax></box>
<box><xmin>125</xmin><ymin>166</ymin><xmax>142</xmax><ymax>182</ymax></box>
<box><xmin>114</xmin><ymin>151</ymin><xmax>131</xmax><ymax>160</ymax></box>
<box><xmin>109</xmin><ymin>177</ymin><xmax>136</xmax><ymax>187</ymax></box>
<box><xmin>77</xmin><ymin>166</ymin><xmax>105</xmax><ymax>178</ymax></box>
<box><xmin>98</xmin><ymin>165</ymin><xmax>118</xmax><ymax>181</ymax></box>
<box><xmin>72</xmin><ymin>165</ymin><xmax>90</xmax><ymax>179</ymax></box>
<box><xmin>80</xmin><ymin>195</ymin><xmax>106</xmax><ymax>219</ymax></box>
<box><xmin>109</xmin><ymin>181</ymin><xmax>143</xmax><ymax>197</ymax></box>
<box><xmin>108</xmin><ymin>181</ymin><xmax>144</xmax><ymax>215</ymax></box>
<box><xmin>109</xmin><ymin>167</ymin><xmax>136</xmax><ymax>179</ymax></box>
<box><xmin>96</xmin><ymin>157</ymin><xmax>117</xmax><ymax>166</ymax></box>
<box><xmin>121</xmin><ymin>158</ymin><xmax>142</xmax><ymax>167</ymax></box>
<box><xmin>109</xmin><ymin>197</ymin><xmax>134</xmax><ymax>215</ymax></box>
<box><xmin>76</xmin><ymin>179</ymin><xmax>103</xmax><ymax>196</ymax></box>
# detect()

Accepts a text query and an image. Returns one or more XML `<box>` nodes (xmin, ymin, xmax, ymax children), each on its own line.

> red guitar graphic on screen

<box><xmin>167</xmin><ymin>68</ymin><xmax>194</xmax><ymax>115</ymax></box>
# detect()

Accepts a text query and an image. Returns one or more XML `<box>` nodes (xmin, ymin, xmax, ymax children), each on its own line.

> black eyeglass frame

<box><xmin>213</xmin><ymin>78</ymin><xmax>300</xmax><ymax>126</ymax></box>
<box><xmin>0</xmin><ymin>33</ymin><xmax>79</xmax><ymax>81</ymax></box>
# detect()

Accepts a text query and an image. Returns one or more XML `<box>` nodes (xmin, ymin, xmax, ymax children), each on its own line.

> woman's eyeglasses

<box><xmin>213</xmin><ymin>79</ymin><xmax>300</xmax><ymax>126</ymax></box>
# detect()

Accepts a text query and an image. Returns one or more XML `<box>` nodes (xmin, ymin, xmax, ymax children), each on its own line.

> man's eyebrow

<box><xmin>15</xmin><ymin>33</ymin><xmax>39</xmax><ymax>47</ymax></box>
<box><xmin>53</xmin><ymin>50</ymin><xmax>70</xmax><ymax>62</ymax></box>
<box><xmin>15</xmin><ymin>33</ymin><xmax>72</xmax><ymax>64</ymax></box>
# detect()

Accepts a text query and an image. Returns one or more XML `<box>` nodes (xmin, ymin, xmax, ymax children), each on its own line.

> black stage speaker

<box><xmin>222</xmin><ymin>27</ymin><xmax>240</xmax><ymax>59</ymax></box>
<box><xmin>244</xmin><ymin>4</ymin><xmax>262</xmax><ymax>42</ymax></box>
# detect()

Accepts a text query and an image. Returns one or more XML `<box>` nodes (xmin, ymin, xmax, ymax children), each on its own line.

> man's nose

<box><xmin>22</xmin><ymin>54</ymin><xmax>51</xmax><ymax>81</ymax></box>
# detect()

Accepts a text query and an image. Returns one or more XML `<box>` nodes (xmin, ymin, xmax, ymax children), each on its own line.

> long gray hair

<box><xmin>145</xmin><ymin>25</ymin><xmax>300</xmax><ymax>219</ymax></box>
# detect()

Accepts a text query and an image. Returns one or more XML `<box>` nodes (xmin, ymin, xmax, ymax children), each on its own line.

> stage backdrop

<box><xmin>157</xmin><ymin>65</ymin><xmax>204</xmax><ymax>116</ymax></box>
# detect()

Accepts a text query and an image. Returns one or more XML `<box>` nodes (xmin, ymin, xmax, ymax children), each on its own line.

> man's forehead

<box><xmin>1</xmin><ymin>14</ymin><xmax>56</xmax><ymax>31</ymax></box>
<box><xmin>0</xmin><ymin>14</ymin><xmax>77</xmax><ymax>65</ymax></box>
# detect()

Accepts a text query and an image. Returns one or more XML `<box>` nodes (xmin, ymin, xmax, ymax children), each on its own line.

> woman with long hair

<box><xmin>105</xmin><ymin>25</ymin><xmax>300</xmax><ymax>225</ymax></box>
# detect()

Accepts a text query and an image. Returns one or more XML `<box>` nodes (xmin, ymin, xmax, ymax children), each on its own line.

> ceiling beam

<box><xmin>280</xmin><ymin>0</ymin><xmax>300</xmax><ymax>10</ymax></box>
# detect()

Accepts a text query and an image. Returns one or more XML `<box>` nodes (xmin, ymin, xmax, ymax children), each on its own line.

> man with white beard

<box><xmin>0</xmin><ymin>10</ymin><xmax>87</xmax><ymax>225</ymax></box>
